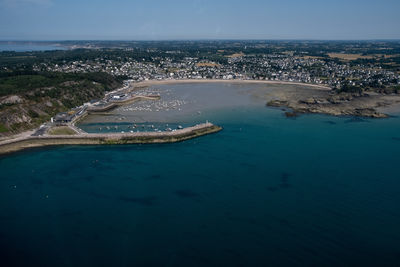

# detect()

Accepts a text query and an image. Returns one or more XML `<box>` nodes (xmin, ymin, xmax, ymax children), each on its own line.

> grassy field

<box><xmin>0</xmin><ymin>124</ymin><xmax>8</xmax><ymax>133</ymax></box>
<box><xmin>226</xmin><ymin>52</ymin><xmax>245</xmax><ymax>58</ymax></box>
<box><xmin>297</xmin><ymin>56</ymin><xmax>324</xmax><ymax>60</ymax></box>
<box><xmin>48</xmin><ymin>126</ymin><xmax>77</xmax><ymax>135</ymax></box>
<box><xmin>328</xmin><ymin>53</ymin><xmax>375</xmax><ymax>60</ymax></box>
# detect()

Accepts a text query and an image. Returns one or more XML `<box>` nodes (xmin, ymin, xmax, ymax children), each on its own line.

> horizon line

<box><xmin>1</xmin><ymin>39</ymin><xmax>400</xmax><ymax>42</ymax></box>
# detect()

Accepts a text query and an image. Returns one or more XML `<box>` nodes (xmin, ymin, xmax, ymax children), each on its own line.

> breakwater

<box><xmin>0</xmin><ymin>123</ymin><xmax>221</xmax><ymax>155</ymax></box>
<box><xmin>87</xmin><ymin>95</ymin><xmax>160</xmax><ymax>113</ymax></box>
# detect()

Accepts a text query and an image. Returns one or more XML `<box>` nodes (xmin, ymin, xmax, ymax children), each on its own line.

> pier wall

<box><xmin>0</xmin><ymin>123</ymin><xmax>222</xmax><ymax>155</ymax></box>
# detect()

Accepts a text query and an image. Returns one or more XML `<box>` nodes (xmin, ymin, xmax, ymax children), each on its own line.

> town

<box><xmin>25</xmin><ymin>40</ymin><xmax>400</xmax><ymax>94</ymax></box>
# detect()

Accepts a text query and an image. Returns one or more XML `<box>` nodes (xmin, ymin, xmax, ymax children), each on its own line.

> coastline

<box><xmin>2</xmin><ymin>79</ymin><xmax>400</xmax><ymax>152</ymax></box>
<box><xmin>130</xmin><ymin>79</ymin><xmax>332</xmax><ymax>91</ymax></box>
<box><xmin>0</xmin><ymin>123</ymin><xmax>222</xmax><ymax>155</ymax></box>
<box><xmin>130</xmin><ymin>79</ymin><xmax>400</xmax><ymax>118</ymax></box>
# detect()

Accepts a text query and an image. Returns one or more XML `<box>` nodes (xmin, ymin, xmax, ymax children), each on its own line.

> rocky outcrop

<box><xmin>284</xmin><ymin>112</ymin><xmax>298</xmax><ymax>118</ymax></box>
<box><xmin>352</xmin><ymin>108</ymin><xmax>388</xmax><ymax>118</ymax></box>
<box><xmin>267</xmin><ymin>93</ymin><xmax>392</xmax><ymax>118</ymax></box>
<box><xmin>266</xmin><ymin>100</ymin><xmax>288</xmax><ymax>107</ymax></box>
<box><xmin>0</xmin><ymin>95</ymin><xmax>23</xmax><ymax>105</ymax></box>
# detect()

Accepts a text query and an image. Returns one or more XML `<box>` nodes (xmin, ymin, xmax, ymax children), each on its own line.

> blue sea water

<box><xmin>1</xmin><ymin>85</ymin><xmax>400</xmax><ymax>266</ymax></box>
<box><xmin>0</xmin><ymin>43</ymin><xmax>66</xmax><ymax>52</ymax></box>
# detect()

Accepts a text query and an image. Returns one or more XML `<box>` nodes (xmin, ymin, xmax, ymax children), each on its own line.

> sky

<box><xmin>0</xmin><ymin>0</ymin><xmax>399</xmax><ymax>40</ymax></box>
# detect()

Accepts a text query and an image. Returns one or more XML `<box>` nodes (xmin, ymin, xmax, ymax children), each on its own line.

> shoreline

<box><xmin>0</xmin><ymin>123</ymin><xmax>222</xmax><ymax>155</ymax></box>
<box><xmin>130</xmin><ymin>79</ymin><xmax>332</xmax><ymax>91</ymax></box>
<box><xmin>2</xmin><ymin>79</ymin><xmax>400</xmax><ymax>151</ymax></box>
<box><xmin>129</xmin><ymin>79</ymin><xmax>400</xmax><ymax>118</ymax></box>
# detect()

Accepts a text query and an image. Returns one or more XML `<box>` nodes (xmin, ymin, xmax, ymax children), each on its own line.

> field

<box><xmin>297</xmin><ymin>56</ymin><xmax>324</xmax><ymax>60</ymax></box>
<box><xmin>196</xmin><ymin>62</ymin><xmax>220</xmax><ymax>67</ymax></box>
<box><xmin>0</xmin><ymin>124</ymin><xmax>8</xmax><ymax>133</ymax></box>
<box><xmin>226</xmin><ymin>52</ymin><xmax>245</xmax><ymax>58</ymax></box>
<box><xmin>48</xmin><ymin>126</ymin><xmax>77</xmax><ymax>135</ymax></box>
<box><xmin>328</xmin><ymin>53</ymin><xmax>375</xmax><ymax>60</ymax></box>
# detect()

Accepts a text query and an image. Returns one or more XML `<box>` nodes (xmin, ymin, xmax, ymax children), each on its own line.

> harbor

<box><xmin>0</xmin><ymin>81</ymin><xmax>229</xmax><ymax>155</ymax></box>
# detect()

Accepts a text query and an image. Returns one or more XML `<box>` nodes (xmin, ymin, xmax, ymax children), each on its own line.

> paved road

<box><xmin>32</xmin><ymin>126</ymin><xmax>50</xmax><ymax>136</ymax></box>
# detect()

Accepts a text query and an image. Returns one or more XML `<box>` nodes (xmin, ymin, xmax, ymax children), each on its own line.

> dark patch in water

<box><xmin>266</xmin><ymin>186</ymin><xmax>279</xmax><ymax>192</ymax></box>
<box><xmin>92</xmin><ymin>164</ymin><xmax>117</xmax><ymax>172</ymax></box>
<box><xmin>225</xmin><ymin>214</ymin><xmax>265</xmax><ymax>228</ymax></box>
<box><xmin>48</xmin><ymin>178</ymin><xmax>75</xmax><ymax>188</ymax></box>
<box><xmin>267</xmin><ymin>173</ymin><xmax>292</xmax><ymax>191</ymax></box>
<box><xmin>31</xmin><ymin>178</ymin><xmax>44</xmax><ymax>185</ymax></box>
<box><xmin>92</xmin><ymin>233</ymin><xmax>100</xmax><ymax>241</ymax></box>
<box><xmin>0</xmin><ymin>215</ymin><xmax>17</xmax><ymax>221</ymax></box>
<box><xmin>82</xmin><ymin>176</ymin><xmax>95</xmax><ymax>182</ymax></box>
<box><xmin>126</xmin><ymin>159</ymin><xmax>151</xmax><ymax>166</ymax></box>
<box><xmin>58</xmin><ymin>210</ymin><xmax>83</xmax><ymax>217</ymax></box>
<box><xmin>56</xmin><ymin>167</ymin><xmax>72</xmax><ymax>177</ymax></box>
<box><xmin>240</xmin><ymin>162</ymin><xmax>256</xmax><ymax>168</ymax></box>
<box><xmin>194</xmin><ymin>173</ymin><xmax>214</xmax><ymax>180</ymax></box>
<box><xmin>279</xmin><ymin>183</ymin><xmax>292</xmax><ymax>189</ymax></box>
<box><xmin>345</xmin><ymin>117</ymin><xmax>368</xmax><ymax>123</ymax></box>
<box><xmin>73</xmin><ymin>232</ymin><xmax>85</xmax><ymax>239</ymax></box>
<box><xmin>224</xmin><ymin>248</ymin><xmax>243</xmax><ymax>258</ymax></box>
<box><xmin>146</xmin><ymin>174</ymin><xmax>162</xmax><ymax>180</ymax></box>
<box><xmin>323</xmin><ymin>120</ymin><xmax>337</xmax><ymax>125</ymax></box>
<box><xmin>88</xmin><ymin>191</ymin><xmax>111</xmax><ymax>200</ymax></box>
<box><xmin>119</xmin><ymin>196</ymin><xmax>158</xmax><ymax>206</ymax></box>
<box><xmin>392</xmin><ymin>137</ymin><xmax>400</xmax><ymax>141</ymax></box>
<box><xmin>278</xmin><ymin>218</ymin><xmax>292</xmax><ymax>227</ymax></box>
<box><xmin>280</xmin><ymin>172</ymin><xmax>292</xmax><ymax>188</ymax></box>
<box><xmin>199</xmin><ymin>224</ymin><xmax>208</xmax><ymax>230</ymax></box>
<box><xmin>175</xmin><ymin>189</ymin><xmax>200</xmax><ymax>198</ymax></box>
<box><xmin>281</xmin><ymin>172</ymin><xmax>290</xmax><ymax>183</ymax></box>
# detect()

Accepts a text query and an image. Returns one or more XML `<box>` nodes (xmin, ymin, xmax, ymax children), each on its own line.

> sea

<box><xmin>1</xmin><ymin>83</ymin><xmax>400</xmax><ymax>266</ymax></box>
<box><xmin>0</xmin><ymin>42</ymin><xmax>66</xmax><ymax>52</ymax></box>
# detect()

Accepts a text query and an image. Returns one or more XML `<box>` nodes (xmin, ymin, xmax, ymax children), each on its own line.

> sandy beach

<box><xmin>130</xmin><ymin>79</ymin><xmax>332</xmax><ymax>91</ymax></box>
<box><xmin>125</xmin><ymin>79</ymin><xmax>400</xmax><ymax>118</ymax></box>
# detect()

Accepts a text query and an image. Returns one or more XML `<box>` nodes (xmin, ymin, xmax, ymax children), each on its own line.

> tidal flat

<box><xmin>78</xmin><ymin>82</ymin><xmax>329</xmax><ymax>132</ymax></box>
<box><xmin>78</xmin><ymin>81</ymin><xmax>400</xmax><ymax>134</ymax></box>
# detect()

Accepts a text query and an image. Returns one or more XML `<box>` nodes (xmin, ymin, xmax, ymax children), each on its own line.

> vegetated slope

<box><xmin>0</xmin><ymin>71</ymin><xmax>123</xmax><ymax>135</ymax></box>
